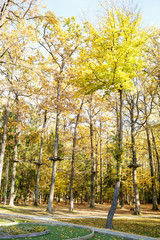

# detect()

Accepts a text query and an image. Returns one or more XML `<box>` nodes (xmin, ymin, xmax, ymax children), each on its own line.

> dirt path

<box><xmin>0</xmin><ymin>203</ymin><xmax>160</xmax><ymax>220</ymax></box>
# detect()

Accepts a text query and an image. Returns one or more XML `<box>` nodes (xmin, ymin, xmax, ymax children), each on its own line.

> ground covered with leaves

<box><xmin>61</xmin><ymin>217</ymin><xmax>160</xmax><ymax>238</ymax></box>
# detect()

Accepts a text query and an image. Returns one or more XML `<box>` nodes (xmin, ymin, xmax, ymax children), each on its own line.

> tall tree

<box><xmin>73</xmin><ymin>0</ymin><xmax>148</xmax><ymax>229</ymax></box>
<box><xmin>0</xmin><ymin>15</ymin><xmax>40</xmax><ymax>189</ymax></box>
<box><xmin>99</xmin><ymin>119</ymin><xmax>103</xmax><ymax>204</ymax></box>
<box><xmin>88</xmin><ymin>94</ymin><xmax>96</xmax><ymax>208</ymax></box>
<box><xmin>36</xmin><ymin>12</ymin><xmax>83</xmax><ymax>212</ymax></box>
<box><xmin>106</xmin><ymin>89</ymin><xmax>123</xmax><ymax>228</ymax></box>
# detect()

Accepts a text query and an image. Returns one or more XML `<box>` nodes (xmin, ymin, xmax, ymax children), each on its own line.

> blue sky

<box><xmin>44</xmin><ymin>0</ymin><xmax>160</xmax><ymax>27</ymax></box>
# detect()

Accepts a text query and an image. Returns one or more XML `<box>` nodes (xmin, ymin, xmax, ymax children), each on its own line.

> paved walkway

<box><xmin>0</xmin><ymin>212</ymin><xmax>159</xmax><ymax>240</ymax></box>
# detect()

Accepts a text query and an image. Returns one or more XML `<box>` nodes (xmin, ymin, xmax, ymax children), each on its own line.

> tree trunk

<box><xmin>0</xmin><ymin>92</ymin><xmax>11</xmax><ymax>189</ymax></box>
<box><xmin>34</xmin><ymin>110</ymin><xmax>47</xmax><ymax>206</ymax></box>
<box><xmin>120</xmin><ymin>181</ymin><xmax>124</xmax><ymax>209</ymax></box>
<box><xmin>146</xmin><ymin>126</ymin><xmax>159</xmax><ymax>210</ymax></box>
<box><xmin>105</xmin><ymin>89</ymin><xmax>123</xmax><ymax>229</ymax></box>
<box><xmin>133</xmin><ymin>167</ymin><xmax>140</xmax><ymax>214</ymax></box>
<box><xmin>89</xmin><ymin>95</ymin><xmax>95</xmax><ymax>208</ymax></box>
<box><xmin>151</xmin><ymin>130</ymin><xmax>160</xmax><ymax>204</ymax></box>
<box><xmin>3</xmin><ymin>159</ymin><xmax>9</xmax><ymax>205</ymax></box>
<box><xmin>9</xmin><ymin>94</ymin><xmax>20</xmax><ymax>207</ymax></box>
<box><xmin>69</xmin><ymin>98</ymin><xmax>84</xmax><ymax>211</ymax></box>
<box><xmin>81</xmin><ymin>188</ymin><xmax>84</xmax><ymax>204</ymax></box>
<box><xmin>130</xmin><ymin>101</ymin><xmax>141</xmax><ymax>215</ymax></box>
<box><xmin>9</xmin><ymin>134</ymin><xmax>18</xmax><ymax>206</ymax></box>
<box><xmin>100</xmin><ymin>119</ymin><xmax>103</xmax><ymax>204</ymax></box>
<box><xmin>106</xmin><ymin>180</ymin><xmax>120</xmax><ymax>229</ymax></box>
<box><xmin>142</xmin><ymin>184</ymin><xmax>146</xmax><ymax>204</ymax></box>
<box><xmin>95</xmin><ymin>138</ymin><xmax>98</xmax><ymax>203</ymax></box>
<box><xmin>9</xmin><ymin>162</ymin><xmax>17</xmax><ymax>206</ymax></box>
<box><xmin>47</xmin><ymin>80</ymin><xmax>61</xmax><ymax>212</ymax></box>
<box><xmin>65</xmin><ymin>187</ymin><xmax>68</xmax><ymax>204</ymax></box>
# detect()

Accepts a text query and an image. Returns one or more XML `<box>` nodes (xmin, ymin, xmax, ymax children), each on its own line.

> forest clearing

<box><xmin>0</xmin><ymin>203</ymin><xmax>160</xmax><ymax>239</ymax></box>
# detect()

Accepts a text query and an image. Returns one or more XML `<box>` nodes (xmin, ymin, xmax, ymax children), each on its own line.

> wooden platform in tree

<box><xmin>128</xmin><ymin>163</ymin><xmax>141</xmax><ymax>168</ymax></box>
<box><xmin>47</xmin><ymin>157</ymin><xmax>64</xmax><ymax>161</ymax></box>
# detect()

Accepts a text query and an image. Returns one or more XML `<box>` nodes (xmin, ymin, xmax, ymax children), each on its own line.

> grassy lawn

<box><xmin>0</xmin><ymin>223</ymin><xmax>124</xmax><ymax>240</ymax></box>
<box><xmin>60</xmin><ymin>218</ymin><xmax>160</xmax><ymax>238</ymax></box>
<box><xmin>0</xmin><ymin>224</ymin><xmax>91</xmax><ymax>240</ymax></box>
